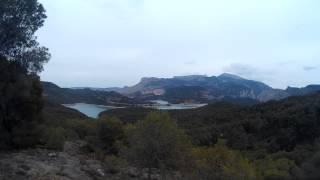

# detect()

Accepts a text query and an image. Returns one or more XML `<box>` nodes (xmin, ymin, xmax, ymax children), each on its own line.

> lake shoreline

<box><xmin>63</xmin><ymin>101</ymin><xmax>207</xmax><ymax>118</ymax></box>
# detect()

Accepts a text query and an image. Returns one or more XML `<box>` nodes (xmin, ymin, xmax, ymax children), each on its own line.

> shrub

<box><xmin>97</xmin><ymin>117</ymin><xmax>124</xmax><ymax>154</ymax></box>
<box><xmin>254</xmin><ymin>156</ymin><xmax>296</xmax><ymax>179</ymax></box>
<box><xmin>191</xmin><ymin>142</ymin><xmax>256</xmax><ymax>179</ymax></box>
<box><xmin>124</xmin><ymin>112</ymin><xmax>192</xmax><ymax>178</ymax></box>
<box><xmin>43</xmin><ymin>127</ymin><xmax>66</xmax><ymax>150</ymax></box>
<box><xmin>65</xmin><ymin>119</ymin><xmax>96</xmax><ymax>139</ymax></box>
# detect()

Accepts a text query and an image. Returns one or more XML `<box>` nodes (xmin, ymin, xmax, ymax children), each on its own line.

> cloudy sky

<box><xmin>37</xmin><ymin>0</ymin><xmax>320</xmax><ymax>89</ymax></box>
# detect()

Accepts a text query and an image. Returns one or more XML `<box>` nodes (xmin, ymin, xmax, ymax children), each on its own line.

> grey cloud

<box><xmin>303</xmin><ymin>66</ymin><xmax>317</xmax><ymax>71</ymax></box>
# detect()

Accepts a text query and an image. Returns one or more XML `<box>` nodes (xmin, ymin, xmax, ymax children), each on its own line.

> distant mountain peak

<box><xmin>218</xmin><ymin>73</ymin><xmax>244</xmax><ymax>80</ymax></box>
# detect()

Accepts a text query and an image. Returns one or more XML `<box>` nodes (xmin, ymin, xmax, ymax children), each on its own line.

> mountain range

<box><xmin>43</xmin><ymin>73</ymin><xmax>320</xmax><ymax>105</ymax></box>
<box><xmin>100</xmin><ymin>73</ymin><xmax>320</xmax><ymax>103</ymax></box>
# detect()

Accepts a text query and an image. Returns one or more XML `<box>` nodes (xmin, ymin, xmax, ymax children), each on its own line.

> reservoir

<box><xmin>63</xmin><ymin>103</ymin><xmax>119</xmax><ymax>118</ymax></box>
<box><xmin>63</xmin><ymin>101</ymin><xmax>207</xmax><ymax>118</ymax></box>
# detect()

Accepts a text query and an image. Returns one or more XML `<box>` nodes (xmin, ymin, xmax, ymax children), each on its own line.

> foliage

<box><xmin>104</xmin><ymin>155</ymin><xmax>128</xmax><ymax>174</ymax></box>
<box><xmin>99</xmin><ymin>107</ymin><xmax>153</xmax><ymax>124</ymax></box>
<box><xmin>254</xmin><ymin>156</ymin><xmax>296</xmax><ymax>179</ymax></box>
<box><xmin>64</xmin><ymin>118</ymin><xmax>96</xmax><ymax>139</ymax></box>
<box><xmin>0</xmin><ymin>0</ymin><xmax>49</xmax><ymax>150</ymax></box>
<box><xmin>0</xmin><ymin>0</ymin><xmax>50</xmax><ymax>73</ymax></box>
<box><xmin>190</xmin><ymin>141</ymin><xmax>256</xmax><ymax>180</ymax></box>
<box><xmin>39</xmin><ymin>115</ymin><xmax>96</xmax><ymax>150</ymax></box>
<box><xmin>124</xmin><ymin>112</ymin><xmax>191</xmax><ymax>177</ymax></box>
<box><xmin>169</xmin><ymin>94</ymin><xmax>320</xmax><ymax>152</ymax></box>
<box><xmin>42</xmin><ymin>127</ymin><xmax>66</xmax><ymax>150</ymax></box>
<box><xmin>96</xmin><ymin>117</ymin><xmax>125</xmax><ymax>154</ymax></box>
<box><xmin>0</xmin><ymin>59</ymin><xmax>44</xmax><ymax>149</ymax></box>
<box><xmin>103</xmin><ymin>93</ymin><xmax>320</xmax><ymax>178</ymax></box>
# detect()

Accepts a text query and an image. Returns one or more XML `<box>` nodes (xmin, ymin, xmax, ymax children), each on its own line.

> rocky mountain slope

<box><xmin>104</xmin><ymin>74</ymin><xmax>292</xmax><ymax>103</ymax></box>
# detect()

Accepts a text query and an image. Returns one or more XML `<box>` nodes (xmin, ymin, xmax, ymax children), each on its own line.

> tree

<box><xmin>0</xmin><ymin>59</ymin><xmax>44</xmax><ymax>148</ymax></box>
<box><xmin>97</xmin><ymin>117</ymin><xmax>124</xmax><ymax>154</ymax></box>
<box><xmin>0</xmin><ymin>0</ymin><xmax>50</xmax><ymax>73</ymax></box>
<box><xmin>125</xmin><ymin>112</ymin><xmax>191</xmax><ymax>179</ymax></box>
<box><xmin>0</xmin><ymin>0</ymin><xmax>50</xmax><ymax>149</ymax></box>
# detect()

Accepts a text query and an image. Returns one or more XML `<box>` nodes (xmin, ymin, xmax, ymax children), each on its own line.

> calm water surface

<box><xmin>145</xmin><ymin>100</ymin><xmax>207</xmax><ymax>110</ymax></box>
<box><xmin>63</xmin><ymin>101</ymin><xmax>207</xmax><ymax>118</ymax></box>
<box><xmin>63</xmin><ymin>103</ymin><xmax>118</xmax><ymax>118</ymax></box>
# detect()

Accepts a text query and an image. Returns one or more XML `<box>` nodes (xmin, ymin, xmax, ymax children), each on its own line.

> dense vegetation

<box><xmin>36</xmin><ymin>92</ymin><xmax>320</xmax><ymax>179</ymax></box>
<box><xmin>0</xmin><ymin>0</ymin><xmax>50</xmax><ymax>149</ymax></box>
<box><xmin>0</xmin><ymin>59</ymin><xmax>44</xmax><ymax>149</ymax></box>
<box><xmin>98</xmin><ymin>92</ymin><xmax>320</xmax><ymax>179</ymax></box>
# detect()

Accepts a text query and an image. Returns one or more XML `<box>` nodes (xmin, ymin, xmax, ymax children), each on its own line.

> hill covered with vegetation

<box><xmin>42</xmin><ymin>81</ymin><xmax>138</xmax><ymax>106</ymax></box>
<box><xmin>98</xmin><ymin>92</ymin><xmax>320</xmax><ymax>179</ymax></box>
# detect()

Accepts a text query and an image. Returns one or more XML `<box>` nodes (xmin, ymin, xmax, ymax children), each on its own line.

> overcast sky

<box><xmin>37</xmin><ymin>0</ymin><xmax>320</xmax><ymax>89</ymax></box>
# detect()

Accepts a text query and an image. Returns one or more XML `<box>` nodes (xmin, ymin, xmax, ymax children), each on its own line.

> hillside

<box><xmin>94</xmin><ymin>92</ymin><xmax>320</xmax><ymax>179</ymax></box>
<box><xmin>42</xmin><ymin>82</ymin><xmax>137</xmax><ymax>106</ymax></box>
<box><xmin>101</xmin><ymin>92</ymin><xmax>320</xmax><ymax>151</ymax></box>
<box><xmin>286</xmin><ymin>85</ymin><xmax>320</xmax><ymax>96</ymax></box>
<box><xmin>43</xmin><ymin>100</ymin><xmax>88</xmax><ymax>121</ymax></box>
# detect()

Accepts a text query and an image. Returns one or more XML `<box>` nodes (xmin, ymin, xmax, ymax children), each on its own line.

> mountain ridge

<box><xmin>41</xmin><ymin>81</ymin><xmax>136</xmax><ymax>106</ymax></box>
<box><xmin>101</xmin><ymin>74</ymin><xmax>289</xmax><ymax>102</ymax></box>
<box><xmin>45</xmin><ymin>73</ymin><xmax>320</xmax><ymax>104</ymax></box>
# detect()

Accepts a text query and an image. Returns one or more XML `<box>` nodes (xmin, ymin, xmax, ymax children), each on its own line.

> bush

<box><xmin>65</xmin><ymin>119</ymin><xmax>96</xmax><ymax>139</ymax></box>
<box><xmin>97</xmin><ymin>117</ymin><xmax>124</xmax><ymax>154</ymax></box>
<box><xmin>191</xmin><ymin>142</ymin><xmax>256</xmax><ymax>179</ymax></box>
<box><xmin>124</xmin><ymin>112</ymin><xmax>192</xmax><ymax>178</ymax></box>
<box><xmin>84</xmin><ymin>117</ymin><xmax>125</xmax><ymax>157</ymax></box>
<box><xmin>43</xmin><ymin>127</ymin><xmax>66</xmax><ymax>150</ymax></box>
<box><xmin>254</xmin><ymin>156</ymin><xmax>296</xmax><ymax>179</ymax></box>
<box><xmin>104</xmin><ymin>155</ymin><xmax>128</xmax><ymax>174</ymax></box>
